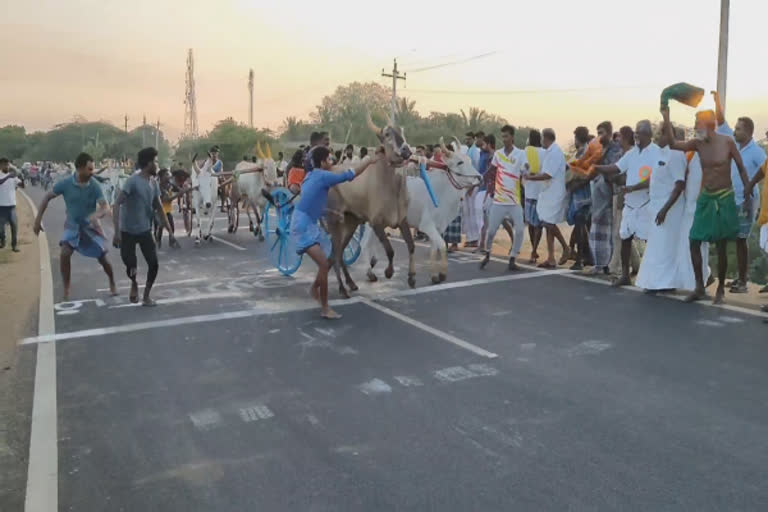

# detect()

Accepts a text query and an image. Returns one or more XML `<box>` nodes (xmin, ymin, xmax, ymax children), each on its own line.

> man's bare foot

<box><xmin>142</xmin><ymin>297</ymin><xmax>158</xmax><ymax>307</ymax></box>
<box><xmin>558</xmin><ymin>251</ymin><xmax>570</xmax><ymax>266</ymax></box>
<box><xmin>683</xmin><ymin>288</ymin><xmax>707</xmax><ymax>303</ymax></box>
<box><xmin>611</xmin><ymin>276</ymin><xmax>632</xmax><ymax>288</ymax></box>
<box><xmin>528</xmin><ymin>252</ymin><xmax>539</xmax><ymax>264</ymax></box>
<box><xmin>321</xmin><ymin>308</ymin><xmax>341</xmax><ymax>320</ymax></box>
<box><xmin>129</xmin><ymin>282</ymin><xmax>139</xmax><ymax>303</ymax></box>
<box><xmin>62</xmin><ymin>288</ymin><xmax>70</xmax><ymax>302</ymax></box>
<box><xmin>713</xmin><ymin>288</ymin><xmax>725</xmax><ymax>305</ymax></box>
<box><xmin>109</xmin><ymin>282</ymin><xmax>118</xmax><ymax>296</ymax></box>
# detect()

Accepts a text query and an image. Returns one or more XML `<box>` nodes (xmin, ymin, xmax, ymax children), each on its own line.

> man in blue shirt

<box><xmin>714</xmin><ymin>92</ymin><xmax>767</xmax><ymax>292</ymax></box>
<box><xmin>291</xmin><ymin>146</ymin><xmax>378</xmax><ymax>320</ymax></box>
<box><xmin>33</xmin><ymin>152</ymin><xmax>117</xmax><ymax>301</ymax></box>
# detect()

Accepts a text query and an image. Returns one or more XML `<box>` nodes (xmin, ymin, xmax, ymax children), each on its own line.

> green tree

<box><xmin>311</xmin><ymin>81</ymin><xmax>391</xmax><ymax>146</ymax></box>
<box><xmin>0</xmin><ymin>125</ymin><xmax>28</xmax><ymax>160</ymax></box>
<box><xmin>175</xmin><ymin>118</ymin><xmax>277</xmax><ymax>170</ymax></box>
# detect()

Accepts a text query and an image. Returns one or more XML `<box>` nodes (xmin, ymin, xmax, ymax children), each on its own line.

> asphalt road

<box><xmin>12</xmin><ymin>185</ymin><xmax>768</xmax><ymax>511</ymax></box>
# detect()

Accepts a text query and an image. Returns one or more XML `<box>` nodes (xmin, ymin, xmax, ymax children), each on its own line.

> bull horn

<box><xmin>452</xmin><ymin>136</ymin><xmax>463</xmax><ymax>153</ymax></box>
<box><xmin>439</xmin><ymin>136</ymin><xmax>449</xmax><ymax>154</ymax></box>
<box><xmin>255</xmin><ymin>141</ymin><xmax>265</xmax><ymax>159</ymax></box>
<box><xmin>365</xmin><ymin>110</ymin><xmax>382</xmax><ymax>135</ymax></box>
<box><xmin>265</xmin><ymin>143</ymin><xmax>272</xmax><ymax>160</ymax></box>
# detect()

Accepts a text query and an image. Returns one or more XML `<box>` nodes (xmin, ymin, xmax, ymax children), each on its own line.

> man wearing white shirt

<box><xmin>526</xmin><ymin>129</ymin><xmax>569</xmax><ymax>268</ymax></box>
<box><xmin>480</xmin><ymin>125</ymin><xmax>528</xmax><ymax>271</ymax></box>
<box><xmin>635</xmin><ymin>125</ymin><xmax>688</xmax><ymax>292</ymax></box>
<box><xmin>0</xmin><ymin>158</ymin><xmax>24</xmax><ymax>251</ymax></box>
<box><xmin>595</xmin><ymin>120</ymin><xmax>658</xmax><ymax>287</ymax></box>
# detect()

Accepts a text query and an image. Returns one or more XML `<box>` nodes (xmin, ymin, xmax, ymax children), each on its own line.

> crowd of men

<box><xmin>2</xmin><ymin>93</ymin><xmax>768</xmax><ymax>313</ymax></box>
<box><xmin>444</xmin><ymin>92</ymin><xmax>768</xmax><ymax>306</ymax></box>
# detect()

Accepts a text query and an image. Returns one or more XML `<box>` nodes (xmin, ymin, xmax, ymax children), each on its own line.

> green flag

<box><xmin>660</xmin><ymin>83</ymin><xmax>705</xmax><ymax>108</ymax></box>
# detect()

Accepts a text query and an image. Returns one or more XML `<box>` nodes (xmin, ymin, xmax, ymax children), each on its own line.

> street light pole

<box><xmin>717</xmin><ymin>0</ymin><xmax>730</xmax><ymax>115</ymax></box>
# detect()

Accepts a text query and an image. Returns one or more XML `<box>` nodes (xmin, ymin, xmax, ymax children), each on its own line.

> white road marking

<box><xmin>238</xmin><ymin>405</ymin><xmax>274</xmax><ymax>423</ymax></box>
<box><xmin>358</xmin><ymin>378</ymin><xmax>392</xmax><ymax>395</ymax></box>
<box><xmin>20</xmin><ymin>189</ymin><xmax>58</xmax><ymax>512</ymax></box>
<box><xmin>393</xmin><ymin>376</ymin><xmax>424</xmax><ymax>387</ymax></box>
<box><xmin>360</xmin><ymin>298</ymin><xmax>498</xmax><ymax>359</ymax></box>
<box><xmin>696</xmin><ymin>319</ymin><xmax>725</xmax><ymax>328</ymax></box>
<box><xmin>20</xmin><ymin>297</ymin><xmax>363</xmax><ymax>344</ymax></box>
<box><xmin>211</xmin><ymin>235</ymin><xmax>247</xmax><ymax>251</ymax></box>
<box><xmin>108</xmin><ymin>292</ymin><xmax>246</xmax><ymax>309</ymax></box>
<box><xmin>567</xmin><ymin>340</ymin><xmax>613</xmax><ymax>357</ymax></box>
<box><xmin>560</xmin><ymin>272</ymin><xmax>768</xmax><ymax>319</ymax></box>
<box><xmin>718</xmin><ymin>315</ymin><xmax>745</xmax><ymax>324</ymax></box>
<box><xmin>97</xmin><ymin>277</ymin><xmax>207</xmax><ymax>292</ymax></box>
<box><xmin>433</xmin><ymin>366</ymin><xmax>479</xmax><ymax>383</ymax></box>
<box><xmin>189</xmin><ymin>409</ymin><xmax>223</xmax><ymax>431</ymax></box>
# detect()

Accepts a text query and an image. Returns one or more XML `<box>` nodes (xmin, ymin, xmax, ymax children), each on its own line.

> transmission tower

<box><xmin>248</xmin><ymin>69</ymin><xmax>254</xmax><ymax>128</ymax></box>
<box><xmin>184</xmin><ymin>49</ymin><xmax>199</xmax><ymax>138</ymax></box>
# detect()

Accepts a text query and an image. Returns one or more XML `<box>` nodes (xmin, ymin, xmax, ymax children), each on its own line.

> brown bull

<box><xmin>325</xmin><ymin>113</ymin><xmax>416</xmax><ymax>298</ymax></box>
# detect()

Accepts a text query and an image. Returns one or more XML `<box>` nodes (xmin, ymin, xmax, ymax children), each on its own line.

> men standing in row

<box><xmin>480</xmin><ymin>125</ymin><xmax>527</xmax><ymax>271</ymax></box>
<box><xmin>713</xmin><ymin>92</ymin><xmax>767</xmax><ymax>293</ymax></box>
<box><xmin>112</xmin><ymin>147</ymin><xmax>176</xmax><ymax>306</ymax></box>
<box><xmin>0</xmin><ymin>158</ymin><xmax>23</xmax><ymax>252</ymax></box>
<box><xmin>524</xmin><ymin>130</ymin><xmax>545</xmax><ymax>263</ymax></box>
<box><xmin>595</xmin><ymin>120</ymin><xmax>658</xmax><ymax>286</ymax></box>
<box><xmin>33</xmin><ymin>152</ymin><xmax>117</xmax><ymax>301</ymax></box>
<box><xmin>634</xmin><ymin>124</ymin><xmax>688</xmax><ymax>292</ymax></box>
<box><xmin>527</xmin><ymin>129</ymin><xmax>569</xmax><ymax>268</ymax></box>
<box><xmin>662</xmin><ymin>107</ymin><xmax>751</xmax><ymax>304</ymax></box>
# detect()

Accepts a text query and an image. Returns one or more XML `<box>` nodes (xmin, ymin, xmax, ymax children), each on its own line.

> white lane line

<box><xmin>21</xmin><ymin>297</ymin><xmax>363</xmax><ymax>344</ymax></box>
<box><xmin>20</xmin><ymin>190</ymin><xmax>58</xmax><ymax>512</ymax></box>
<box><xmin>376</xmin><ymin>268</ymin><xmax>571</xmax><ymax>299</ymax></box>
<box><xmin>97</xmin><ymin>277</ymin><xmax>207</xmax><ymax>292</ymax></box>
<box><xmin>19</xmin><ymin>269</ymin><xmax>567</xmax><ymax>345</ymax></box>
<box><xmin>109</xmin><ymin>292</ymin><xmax>246</xmax><ymax>309</ymax></box>
<box><xmin>560</xmin><ymin>272</ymin><xmax>768</xmax><ymax>319</ymax></box>
<box><xmin>359</xmin><ymin>297</ymin><xmax>498</xmax><ymax>359</ymax></box>
<box><xmin>211</xmin><ymin>235</ymin><xmax>247</xmax><ymax>251</ymax></box>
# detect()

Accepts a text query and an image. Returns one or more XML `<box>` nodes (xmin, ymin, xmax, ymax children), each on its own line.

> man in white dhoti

<box><xmin>635</xmin><ymin>125</ymin><xmax>687</xmax><ymax>292</ymax></box>
<box><xmin>594</xmin><ymin>120</ymin><xmax>659</xmax><ymax>287</ymax></box>
<box><xmin>526</xmin><ymin>128</ymin><xmax>569</xmax><ymax>268</ymax></box>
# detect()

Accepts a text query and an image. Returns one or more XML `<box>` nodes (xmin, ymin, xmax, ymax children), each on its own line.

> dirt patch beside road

<box><xmin>0</xmin><ymin>190</ymin><xmax>39</xmax><ymax>510</ymax></box>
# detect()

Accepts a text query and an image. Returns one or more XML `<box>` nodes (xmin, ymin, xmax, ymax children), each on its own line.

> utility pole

<box><xmin>142</xmin><ymin>114</ymin><xmax>147</xmax><ymax>146</ymax></box>
<box><xmin>717</xmin><ymin>0</ymin><xmax>730</xmax><ymax>115</ymax></box>
<box><xmin>381</xmin><ymin>58</ymin><xmax>406</xmax><ymax>124</ymax></box>
<box><xmin>248</xmin><ymin>69</ymin><xmax>254</xmax><ymax>128</ymax></box>
<box><xmin>155</xmin><ymin>119</ymin><xmax>160</xmax><ymax>148</ymax></box>
<box><xmin>124</xmin><ymin>114</ymin><xmax>128</xmax><ymax>133</ymax></box>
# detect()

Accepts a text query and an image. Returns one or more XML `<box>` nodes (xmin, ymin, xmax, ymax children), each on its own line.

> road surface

<box><xmin>10</xmin><ymin>185</ymin><xmax>768</xmax><ymax>511</ymax></box>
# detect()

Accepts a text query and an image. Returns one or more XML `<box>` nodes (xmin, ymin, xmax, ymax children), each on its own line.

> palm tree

<box><xmin>460</xmin><ymin>107</ymin><xmax>489</xmax><ymax>131</ymax></box>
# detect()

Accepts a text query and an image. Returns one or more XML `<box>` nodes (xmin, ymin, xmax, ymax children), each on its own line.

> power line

<box><xmin>405</xmin><ymin>52</ymin><xmax>498</xmax><ymax>74</ymax></box>
<box><xmin>405</xmin><ymin>85</ymin><xmax>660</xmax><ymax>96</ymax></box>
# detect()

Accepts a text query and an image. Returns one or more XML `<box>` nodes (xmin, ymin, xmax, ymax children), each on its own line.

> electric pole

<box><xmin>155</xmin><ymin>119</ymin><xmax>160</xmax><ymax>148</ymax></box>
<box><xmin>124</xmin><ymin>114</ymin><xmax>128</xmax><ymax>133</ymax></box>
<box><xmin>142</xmin><ymin>114</ymin><xmax>147</xmax><ymax>146</ymax></box>
<box><xmin>248</xmin><ymin>69</ymin><xmax>254</xmax><ymax>128</ymax></box>
<box><xmin>717</xmin><ymin>0</ymin><xmax>730</xmax><ymax>115</ymax></box>
<box><xmin>381</xmin><ymin>58</ymin><xmax>406</xmax><ymax>124</ymax></box>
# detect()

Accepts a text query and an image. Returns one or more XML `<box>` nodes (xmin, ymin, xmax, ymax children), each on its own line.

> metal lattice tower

<box><xmin>184</xmin><ymin>49</ymin><xmax>199</xmax><ymax>138</ymax></box>
<box><xmin>248</xmin><ymin>69</ymin><xmax>254</xmax><ymax>128</ymax></box>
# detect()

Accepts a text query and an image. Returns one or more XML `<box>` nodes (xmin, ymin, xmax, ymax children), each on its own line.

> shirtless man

<box><xmin>661</xmin><ymin>106</ymin><xmax>751</xmax><ymax>304</ymax></box>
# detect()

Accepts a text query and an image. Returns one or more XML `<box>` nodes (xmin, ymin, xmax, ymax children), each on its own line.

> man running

<box><xmin>33</xmin><ymin>152</ymin><xmax>117</xmax><ymax>300</ymax></box>
<box><xmin>661</xmin><ymin>106</ymin><xmax>751</xmax><ymax>304</ymax></box>
<box><xmin>112</xmin><ymin>147</ymin><xmax>175</xmax><ymax>306</ymax></box>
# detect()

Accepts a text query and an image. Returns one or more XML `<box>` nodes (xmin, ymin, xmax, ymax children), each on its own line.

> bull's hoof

<box><xmin>194</xmin><ymin>239</ymin><xmax>201</xmax><ymax>247</ymax></box>
<box><xmin>431</xmin><ymin>275</ymin><xmax>440</xmax><ymax>285</ymax></box>
<box><xmin>385</xmin><ymin>267</ymin><xmax>394</xmax><ymax>279</ymax></box>
<box><xmin>339</xmin><ymin>288</ymin><xmax>350</xmax><ymax>300</ymax></box>
<box><xmin>258</xmin><ymin>233</ymin><xmax>265</xmax><ymax>242</ymax></box>
<box><xmin>439</xmin><ymin>272</ymin><xmax>447</xmax><ymax>282</ymax></box>
<box><xmin>408</xmin><ymin>274</ymin><xmax>416</xmax><ymax>289</ymax></box>
<box><xmin>348</xmin><ymin>282</ymin><xmax>359</xmax><ymax>292</ymax></box>
<box><xmin>227</xmin><ymin>225</ymin><xmax>234</xmax><ymax>233</ymax></box>
<box><xmin>367</xmin><ymin>271</ymin><xmax>378</xmax><ymax>282</ymax></box>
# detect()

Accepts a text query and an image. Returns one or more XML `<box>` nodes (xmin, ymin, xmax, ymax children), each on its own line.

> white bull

<box><xmin>361</xmin><ymin>140</ymin><xmax>481</xmax><ymax>284</ymax></box>
<box><xmin>190</xmin><ymin>161</ymin><xmax>219</xmax><ymax>246</ymax></box>
<box><xmin>237</xmin><ymin>155</ymin><xmax>277</xmax><ymax>241</ymax></box>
